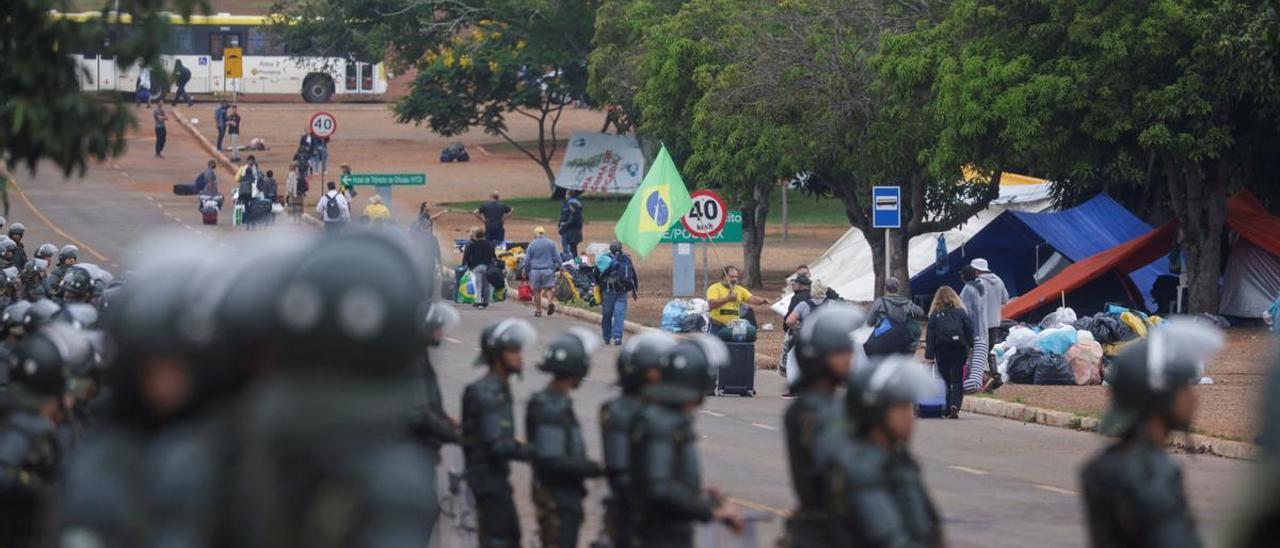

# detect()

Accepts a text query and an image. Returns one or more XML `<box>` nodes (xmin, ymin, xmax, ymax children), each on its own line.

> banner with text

<box><xmin>554</xmin><ymin>131</ymin><xmax>646</xmax><ymax>195</ymax></box>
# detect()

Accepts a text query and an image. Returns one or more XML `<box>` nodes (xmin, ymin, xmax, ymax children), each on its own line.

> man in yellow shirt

<box><xmin>362</xmin><ymin>195</ymin><xmax>392</xmax><ymax>226</ymax></box>
<box><xmin>706</xmin><ymin>265</ymin><xmax>771</xmax><ymax>329</ymax></box>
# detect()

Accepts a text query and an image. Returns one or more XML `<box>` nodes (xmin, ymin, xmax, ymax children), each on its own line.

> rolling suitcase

<box><xmin>202</xmin><ymin>208</ymin><xmax>218</xmax><ymax>225</ymax></box>
<box><xmin>916</xmin><ymin>364</ymin><xmax>947</xmax><ymax>418</ymax></box>
<box><xmin>173</xmin><ymin>183</ymin><xmax>198</xmax><ymax>195</ymax></box>
<box><xmin>715</xmin><ymin>341</ymin><xmax>756</xmax><ymax>397</ymax></box>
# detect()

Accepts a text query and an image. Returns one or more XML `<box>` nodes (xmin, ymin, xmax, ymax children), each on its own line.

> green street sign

<box><xmin>662</xmin><ymin>210</ymin><xmax>743</xmax><ymax>244</ymax></box>
<box><xmin>340</xmin><ymin>173</ymin><xmax>427</xmax><ymax>186</ymax></box>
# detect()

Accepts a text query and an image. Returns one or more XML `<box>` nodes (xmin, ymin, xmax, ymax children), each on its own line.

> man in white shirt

<box><xmin>316</xmin><ymin>181</ymin><xmax>351</xmax><ymax>235</ymax></box>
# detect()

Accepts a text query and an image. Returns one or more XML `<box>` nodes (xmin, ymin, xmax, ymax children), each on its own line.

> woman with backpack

<box><xmin>924</xmin><ymin>286</ymin><xmax>975</xmax><ymax>419</ymax></box>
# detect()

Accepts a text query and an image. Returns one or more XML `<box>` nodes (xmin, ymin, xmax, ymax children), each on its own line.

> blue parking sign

<box><xmin>872</xmin><ymin>186</ymin><xmax>901</xmax><ymax>228</ymax></box>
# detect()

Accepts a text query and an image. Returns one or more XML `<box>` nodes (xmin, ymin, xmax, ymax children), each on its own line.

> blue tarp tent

<box><xmin>910</xmin><ymin>194</ymin><xmax>1170</xmax><ymax>311</ymax></box>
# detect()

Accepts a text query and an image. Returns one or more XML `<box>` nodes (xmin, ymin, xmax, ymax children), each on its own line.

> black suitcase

<box><xmin>244</xmin><ymin>199</ymin><xmax>273</xmax><ymax>226</ymax></box>
<box><xmin>173</xmin><ymin>183</ymin><xmax>198</xmax><ymax>195</ymax></box>
<box><xmin>715</xmin><ymin>341</ymin><xmax>756</xmax><ymax>397</ymax></box>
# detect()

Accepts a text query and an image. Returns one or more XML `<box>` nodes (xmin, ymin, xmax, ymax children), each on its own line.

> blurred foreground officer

<box><xmin>235</xmin><ymin>229</ymin><xmax>439</xmax><ymax>548</ymax></box>
<box><xmin>630</xmin><ymin>335</ymin><xmax>743</xmax><ymax>548</ymax></box>
<box><xmin>823</xmin><ymin>355</ymin><xmax>943</xmax><ymax>548</ymax></box>
<box><xmin>601</xmin><ymin>332</ymin><xmax>676</xmax><ymax>547</ymax></box>
<box><xmin>406</xmin><ymin>302</ymin><xmax>462</xmax><ymax>541</ymax></box>
<box><xmin>528</xmin><ymin>328</ymin><xmax>604</xmax><ymax>548</ymax></box>
<box><xmin>1226</xmin><ymin>344</ymin><xmax>1280</xmax><ymax>548</ymax></box>
<box><xmin>1082</xmin><ymin>318</ymin><xmax>1223</xmax><ymax>548</ymax></box>
<box><xmin>463</xmin><ymin>319</ymin><xmax>535</xmax><ymax>548</ymax></box>
<box><xmin>783</xmin><ymin>304</ymin><xmax>864</xmax><ymax>547</ymax></box>
<box><xmin>0</xmin><ymin>325</ymin><xmax>78</xmax><ymax>547</ymax></box>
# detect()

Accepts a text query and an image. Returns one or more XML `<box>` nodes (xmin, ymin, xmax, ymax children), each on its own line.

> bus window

<box><xmin>247</xmin><ymin>28</ymin><xmax>286</xmax><ymax>56</ymax></box>
<box><xmin>346</xmin><ymin>62</ymin><xmax>357</xmax><ymax>90</ymax></box>
<box><xmin>210</xmin><ymin>32</ymin><xmax>242</xmax><ymax>60</ymax></box>
<box><xmin>173</xmin><ymin>27</ymin><xmax>196</xmax><ymax>55</ymax></box>
<box><xmin>361</xmin><ymin>63</ymin><xmax>373</xmax><ymax>90</ymax></box>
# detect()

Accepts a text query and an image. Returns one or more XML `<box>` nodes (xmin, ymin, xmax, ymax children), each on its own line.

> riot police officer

<box><xmin>0</xmin><ymin>238</ymin><xmax>18</xmax><ymax>270</ymax></box>
<box><xmin>47</xmin><ymin>245</ymin><xmax>78</xmax><ymax>299</ymax></box>
<box><xmin>33</xmin><ymin>244</ymin><xmax>55</xmax><ymax>265</ymax></box>
<box><xmin>8</xmin><ymin>224</ymin><xmax>26</xmax><ymax>269</ymax></box>
<box><xmin>527</xmin><ymin>327</ymin><xmax>604</xmax><ymax>548</ymax></box>
<box><xmin>0</xmin><ymin>324</ymin><xmax>83</xmax><ymax>547</ymax></box>
<box><xmin>463</xmin><ymin>318</ymin><xmax>536</xmax><ymax>548</ymax></box>
<box><xmin>600</xmin><ymin>332</ymin><xmax>676</xmax><ymax>547</ymax></box>
<box><xmin>60</xmin><ymin>266</ymin><xmax>94</xmax><ymax>305</ymax></box>
<box><xmin>18</xmin><ymin>260</ymin><xmax>45</xmax><ymax>302</ymax></box>
<box><xmin>821</xmin><ymin>354</ymin><xmax>943</xmax><ymax>548</ymax></box>
<box><xmin>783</xmin><ymin>304</ymin><xmax>865</xmax><ymax>547</ymax></box>
<box><xmin>1081</xmin><ymin>318</ymin><xmax>1223</xmax><ymax>548</ymax></box>
<box><xmin>406</xmin><ymin>302</ymin><xmax>462</xmax><ymax>541</ymax></box>
<box><xmin>1226</xmin><ymin>343</ymin><xmax>1280</xmax><ymax>548</ymax></box>
<box><xmin>630</xmin><ymin>335</ymin><xmax>743</xmax><ymax>547</ymax></box>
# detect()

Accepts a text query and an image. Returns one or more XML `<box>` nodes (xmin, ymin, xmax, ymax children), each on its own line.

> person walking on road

<box><xmin>706</xmin><ymin>265</ymin><xmax>771</xmax><ymax>330</ymax></box>
<box><xmin>596</xmin><ymin>241</ymin><xmax>637</xmax><ymax>345</ymax></box>
<box><xmin>778</xmin><ymin>272</ymin><xmax>814</xmax><ymax>381</ymax></box>
<box><xmin>153</xmin><ymin>101</ymin><xmax>167</xmax><ymax>158</ymax></box>
<box><xmin>316</xmin><ymin>181</ymin><xmax>350</xmax><ymax>235</ymax></box>
<box><xmin>473</xmin><ymin>192</ymin><xmax>514</xmax><ymax>248</ymax></box>
<box><xmin>924</xmin><ymin>286</ymin><xmax>975</xmax><ymax>419</ymax></box>
<box><xmin>463</xmin><ymin>227</ymin><xmax>497</xmax><ymax>309</ymax></box>
<box><xmin>1082</xmin><ymin>319</ymin><xmax>1222</xmax><ymax>548</ymax></box>
<box><xmin>968</xmin><ymin>258</ymin><xmax>1009</xmax><ymax>390</ymax></box>
<box><xmin>557</xmin><ymin>190</ymin><xmax>584</xmax><ymax>257</ymax></box>
<box><xmin>463</xmin><ymin>320</ymin><xmax>536</xmax><ymax>548</ymax></box>
<box><xmin>214</xmin><ymin>101</ymin><xmax>229</xmax><ymax>153</ymax></box>
<box><xmin>525</xmin><ymin>227</ymin><xmax>560</xmax><ymax>317</ymax></box>
<box><xmin>198</xmin><ymin>159</ymin><xmax>219</xmax><ymax>197</ymax></box>
<box><xmin>171</xmin><ymin>59</ymin><xmax>193</xmax><ymax>106</ymax></box>
<box><xmin>864</xmin><ymin>276</ymin><xmax>925</xmax><ymax>354</ymax></box>
<box><xmin>226</xmin><ymin>105</ymin><xmax>242</xmax><ymax>162</ymax></box>
<box><xmin>782</xmin><ymin>279</ymin><xmax>833</xmax><ymax>397</ymax></box>
<box><xmin>959</xmin><ymin>266</ymin><xmax>994</xmax><ymax>392</ymax></box>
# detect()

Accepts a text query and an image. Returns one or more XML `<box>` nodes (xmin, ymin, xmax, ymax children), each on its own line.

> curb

<box><xmin>961</xmin><ymin>397</ymin><xmax>1256</xmax><ymax>460</ymax></box>
<box><xmin>172</xmin><ymin>106</ymin><xmax>321</xmax><ymax>227</ymax></box>
<box><xmin>535</xmin><ymin>301</ymin><xmax>655</xmax><ymax>336</ymax></box>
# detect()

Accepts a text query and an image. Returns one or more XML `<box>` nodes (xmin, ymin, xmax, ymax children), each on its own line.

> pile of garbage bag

<box><xmin>661</xmin><ymin>299</ymin><xmax>710</xmax><ymax>334</ymax></box>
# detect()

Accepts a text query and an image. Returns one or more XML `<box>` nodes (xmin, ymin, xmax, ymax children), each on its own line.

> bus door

<box><xmin>345</xmin><ymin>61</ymin><xmax>376</xmax><ymax>93</ymax></box>
<box><xmin>208</xmin><ymin>30</ymin><xmax>243</xmax><ymax>93</ymax></box>
<box><xmin>82</xmin><ymin>34</ymin><xmax>116</xmax><ymax>91</ymax></box>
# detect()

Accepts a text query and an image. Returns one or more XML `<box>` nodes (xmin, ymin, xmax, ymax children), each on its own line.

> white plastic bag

<box><xmin>1005</xmin><ymin>325</ymin><xmax>1038</xmax><ymax>350</ymax></box>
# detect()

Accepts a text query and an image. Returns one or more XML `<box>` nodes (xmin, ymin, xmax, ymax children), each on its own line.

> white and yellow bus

<box><xmin>59</xmin><ymin>11</ymin><xmax>388</xmax><ymax>102</ymax></box>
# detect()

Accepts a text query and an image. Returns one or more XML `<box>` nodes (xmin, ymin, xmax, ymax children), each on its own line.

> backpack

<box><xmin>863</xmin><ymin>316</ymin><xmax>915</xmax><ymax>357</ymax></box>
<box><xmin>324</xmin><ymin>191</ymin><xmax>341</xmax><ymax>220</ymax></box>
<box><xmin>930</xmin><ymin>308</ymin><xmax>968</xmax><ymax>351</ymax></box>
<box><xmin>603</xmin><ymin>254</ymin><xmax>635</xmax><ymax>292</ymax></box>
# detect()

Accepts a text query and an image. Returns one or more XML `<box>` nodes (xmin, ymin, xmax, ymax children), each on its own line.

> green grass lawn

<box><xmin>444</xmin><ymin>191</ymin><xmax>850</xmax><ymax>226</ymax></box>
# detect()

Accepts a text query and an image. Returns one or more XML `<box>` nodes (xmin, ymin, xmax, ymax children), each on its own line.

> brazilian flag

<box><xmin>614</xmin><ymin>145</ymin><xmax>692</xmax><ymax>259</ymax></box>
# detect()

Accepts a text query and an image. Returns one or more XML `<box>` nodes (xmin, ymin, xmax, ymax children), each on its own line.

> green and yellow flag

<box><xmin>614</xmin><ymin>146</ymin><xmax>692</xmax><ymax>259</ymax></box>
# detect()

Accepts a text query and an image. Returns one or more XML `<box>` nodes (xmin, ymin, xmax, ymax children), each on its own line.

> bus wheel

<box><xmin>302</xmin><ymin>75</ymin><xmax>334</xmax><ymax>103</ymax></box>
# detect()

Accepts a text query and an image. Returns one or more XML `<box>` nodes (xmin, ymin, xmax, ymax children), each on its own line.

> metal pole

<box><xmin>702</xmin><ymin>241</ymin><xmax>709</xmax><ymax>295</ymax></box>
<box><xmin>781</xmin><ymin>179</ymin><xmax>789</xmax><ymax>242</ymax></box>
<box><xmin>884</xmin><ymin>229</ymin><xmax>891</xmax><ymax>286</ymax></box>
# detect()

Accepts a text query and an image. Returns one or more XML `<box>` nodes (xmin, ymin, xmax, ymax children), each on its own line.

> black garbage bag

<box><xmin>1033</xmin><ymin>353</ymin><xmax>1075</xmax><ymax>385</ymax></box>
<box><xmin>1006</xmin><ymin>349</ymin><xmax>1043</xmax><ymax>385</ymax></box>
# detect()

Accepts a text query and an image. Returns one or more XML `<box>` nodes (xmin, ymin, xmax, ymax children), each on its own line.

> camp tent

<box><xmin>802</xmin><ymin>176</ymin><xmax>1053</xmax><ymax>304</ymax></box>
<box><xmin>1219</xmin><ymin>191</ymin><xmax>1280</xmax><ymax>318</ymax></box>
<box><xmin>1003</xmin><ymin>190</ymin><xmax>1280</xmax><ymax>321</ymax></box>
<box><xmin>910</xmin><ymin>194</ymin><xmax>1171</xmax><ymax>311</ymax></box>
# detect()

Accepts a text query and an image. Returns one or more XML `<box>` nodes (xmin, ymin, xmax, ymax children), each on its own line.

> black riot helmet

<box><xmin>59</xmin><ymin>244</ymin><xmax>79</xmax><ymax>265</ymax></box>
<box><xmin>423</xmin><ymin>302</ymin><xmax>460</xmax><ymax>347</ymax></box>
<box><xmin>616</xmin><ymin>332</ymin><xmax>677</xmax><ymax>391</ymax></box>
<box><xmin>794</xmin><ymin>304</ymin><xmax>865</xmax><ymax>387</ymax></box>
<box><xmin>647</xmin><ymin>335</ymin><xmax>729</xmax><ymax>405</ymax></box>
<box><xmin>61</xmin><ymin>266</ymin><xmax>95</xmax><ymax>302</ymax></box>
<box><xmin>1101</xmin><ymin>318</ymin><xmax>1222</xmax><ymax>437</ymax></box>
<box><xmin>273</xmin><ymin>229</ymin><xmax>438</xmax><ymax>376</ymax></box>
<box><xmin>9</xmin><ymin>323</ymin><xmax>90</xmax><ymax>400</ymax></box>
<box><xmin>0</xmin><ymin>238</ymin><xmax>16</xmax><ymax>262</ymax></box>
<box><xmin>8</xmin><ymin>223</ymin><xmax>24</xmax><ymax>240</ymax></box>
<box><xmin>34</xmin><ymin>243</ymin><xmax>57</xmax><ymax>261</ymax></box>
<box><xmin>3</xmin><ymin>300</ymin><xmax>32</xmax><ymax>333</ymax></box>
<box><xmin>23</xmin><ymin>299</ymin><xmax>61</xmax><ymax>331</ymax></box>
<box><xmin>538</xmin><ymin>327</ymin><xmax>598</xmax><ymax>379</ymax></box>
<box><xmin>845</xmin><ymin>355</ymin><xmax>936</xmax><ymax>432</ymax></box>
<box><xmin>476</xmin><ymin>318</ymin><xmax>537</xmax><ymax>366</ymax></box>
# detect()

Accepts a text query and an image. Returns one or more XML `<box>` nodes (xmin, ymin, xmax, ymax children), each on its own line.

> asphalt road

<box><xmin>7</xmin><ymin>124</ymin><xmax>1256</xmax><ymax>548</ymax></box>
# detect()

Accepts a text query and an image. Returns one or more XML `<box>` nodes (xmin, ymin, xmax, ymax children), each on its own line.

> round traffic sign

<box><xmin>681</xmin><ymin>190</ymin><xmax>729</xmax><ymax>238</ymax></box>
<box><xmin>309</xmin><ymin>111</ymin><xmax>337</xmax><ymax>138</ymax></box>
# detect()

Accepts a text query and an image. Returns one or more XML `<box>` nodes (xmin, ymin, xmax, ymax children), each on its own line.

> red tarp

<box><xmin>1227</xmin><ymin>190</ymin><xmax>1280</xmax><ymax>257</ymax></box>
<box><xmin>1002</xmin><ymin>222</ymin><xmax>1178</xmax><ymax>319</ymax></box>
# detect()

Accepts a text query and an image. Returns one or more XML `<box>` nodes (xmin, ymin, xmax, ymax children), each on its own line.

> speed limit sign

<box><xmin>309</xmin><ymin>111</ymin><xmax>337</xmax><ymax>139</ymax></box>
<box><xmin>681</xmin><ymin>190</ymin><xmax>728</xmax><ymax>238</ymax></box>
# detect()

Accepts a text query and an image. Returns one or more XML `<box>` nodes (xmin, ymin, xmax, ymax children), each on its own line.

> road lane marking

<box><xmin>7</xmin><ymin>178</ymin><xmax>110</xmax><ymax>262</ymax></box>
<box><xmin>700</xmin><ymin>410</ymin><xmax>726</xmax><ymax>418</ymax></box>
<box><xmin>1034</xmin><ymin>484</ymin><xmax>1078</xmax><ymax>496</ymax></box>
<box><xmin>948</xmin><ymin>465</ymin><xmax>989</xmax><ymax>476</ymax></box>
<box><xmin>751</xmin><ymin>423</ymin><xmax>778</xmax><ymax>431</ymax></box>
<box><xmin>727</xmin><ymin>496</ymin><xmax>790</xmax><ymax>518</ymax></box>
<box><xmin>445</xmin><ymin>337</ymin><xmax>462</xmax><ymax>344</ymax></box>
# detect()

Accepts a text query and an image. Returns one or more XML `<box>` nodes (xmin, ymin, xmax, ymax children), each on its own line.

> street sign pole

<box><xmin>702</xmin><ymin>239</ymin><xmax>709</xmax><ymax>295</ymax></box>
<box><xmin>872</xmin><ymin>186</ymin><xmax>902</xmax><ymax>296</ymax></box>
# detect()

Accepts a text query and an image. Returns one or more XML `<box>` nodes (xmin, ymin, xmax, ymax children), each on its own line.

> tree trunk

<box><xmin>891</xmin><ymin>227</ymin><xmax>912</xmax><ymax>300</ymax></box>
<box><xmin>741</xmin><ymin>180</ymin><xmax>773</xmax><ymax>289</ymax></box>
<box><xmin>1165</xmin><ymin>156</ymin><xmax>1229</xmax><ymax>314</ymax></box>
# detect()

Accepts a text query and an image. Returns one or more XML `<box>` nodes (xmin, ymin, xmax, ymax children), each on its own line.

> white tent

<box><xmin>800</xmin><ymin>178</ymin><xmax>1054</xmax><ymax>305</ymax></box>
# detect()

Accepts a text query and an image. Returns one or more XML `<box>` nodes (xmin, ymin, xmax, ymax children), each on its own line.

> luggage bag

<box><xmin>916</xmin><ymin>364</ymin><xmax>947</xmax><ymax>418</ymax></box>
<box><xmin>715</xmin><ymin>341</ymin><xmax>756</xmax><ymax>397</ymax></box>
